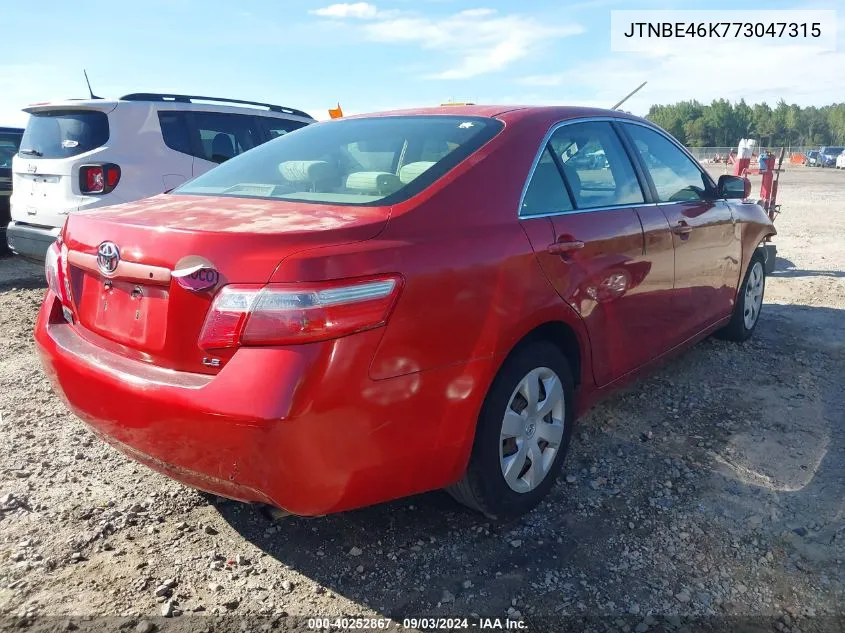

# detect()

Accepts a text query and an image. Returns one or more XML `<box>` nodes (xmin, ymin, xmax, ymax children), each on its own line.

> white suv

<box><xmin>8</xmin><ymin>93</ymin><xmax>314</xmax><ymax>261</ymax></box>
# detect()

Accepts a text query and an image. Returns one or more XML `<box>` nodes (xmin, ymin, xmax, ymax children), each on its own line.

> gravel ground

<box><xmin>0</xmin><ymin>166</ymin><xmax>843</xmax><ymax>632</ymax></box>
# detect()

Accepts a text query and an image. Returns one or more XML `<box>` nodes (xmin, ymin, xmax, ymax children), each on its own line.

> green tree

<box><xmin>645</xmin><ymin>99</ymin><xmax>845</xmax><ymax>148</ymax></box>
<box><xmin>752</xmin><ymin>103</ymin><xmax>776</xmax><ymax>146</ymax></box>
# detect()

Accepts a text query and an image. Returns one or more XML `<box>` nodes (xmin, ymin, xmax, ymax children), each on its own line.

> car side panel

<box><xmin>657</xmin><ymin>199</ymin><xmax>741</xmax><ymax>340</ymax></box>
<box><xmin>732</xmin><ymin>199</ymin><xmax>777</xmax><ymax>281</ymax></box>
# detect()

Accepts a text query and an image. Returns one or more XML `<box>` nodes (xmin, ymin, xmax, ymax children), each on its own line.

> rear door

<box><xmin>522</xmin><ymin>120</ymin><xmax>674</xmax><ymax>386</ymax></box>
<box><xmin>620</xmin><ymin>122</ymin><xmax>741</xmax><ymax>340</ymax></box>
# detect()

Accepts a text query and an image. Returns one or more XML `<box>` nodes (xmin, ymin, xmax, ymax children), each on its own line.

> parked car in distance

<box><xmin>804</xmin><ymin>150</ymin><xmax>819</xmax><ymax>166</ymax></box>
<box><xmin>9</xmin><ymin>93</ymin><xmax>314</xmax><ymax>261</ymax></box>
<box><xmin>836</xmin><ymin>150</ymin><xmax>845</xmax><ymax>170</ymax></box>
<box><xmin>0</xmin><ymin>126</ymin><xmax>24</xmax><ymax>254</ymax></box>
<box><xmin>817</xmin><ymin>146</ymin><xmax>844</xmax><ymax>168</ymax></box>
<box><xmin>36</xmin><ymin>106</ymin><xmax>775</xmax><ymax>519</ymax></box>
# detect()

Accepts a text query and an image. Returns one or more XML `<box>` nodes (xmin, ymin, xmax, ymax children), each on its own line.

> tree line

<box><xmin>645</xmin><ymin>100</ymin><xmax>845</xmax><ymax>148</ymax></box>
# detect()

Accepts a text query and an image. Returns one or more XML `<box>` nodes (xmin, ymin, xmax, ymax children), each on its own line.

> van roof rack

<box><xmin>119</xmin><ymin>93</ymin><xmax>315</xmax><ymax>119</ymax></box>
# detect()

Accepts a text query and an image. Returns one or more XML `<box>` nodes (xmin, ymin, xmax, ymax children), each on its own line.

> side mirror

<box><xmin>717</xmin><ymin>174</ymin><xmax>750</xmax><ymax>200</ymax></box>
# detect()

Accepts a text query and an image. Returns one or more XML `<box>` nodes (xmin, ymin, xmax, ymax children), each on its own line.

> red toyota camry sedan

<box><xmin>35</xmin><ymin>106</ymin><xmax>775</xmax><ymax>518</ymax></box>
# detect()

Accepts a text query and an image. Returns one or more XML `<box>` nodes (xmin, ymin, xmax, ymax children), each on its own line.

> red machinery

<box><xmin>736</xmin><ymin>147</ymin><xmax>783</xmax><ymax>272</ymax></box>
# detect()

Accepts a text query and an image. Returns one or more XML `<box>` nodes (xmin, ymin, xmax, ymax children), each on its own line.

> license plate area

<box><xmin>75</xmin><ymin>270</ymin><xmax>169</xmax><ymax>349</ymax></box>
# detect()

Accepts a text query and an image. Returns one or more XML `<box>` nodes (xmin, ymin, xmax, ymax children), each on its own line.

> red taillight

<box><xmin>45</xmin><ymin>240</ymin><xmax>73</xmax><ymax>317</ymax></box>
<box><xmin>198</xmin><ymin>275</ymin><xmax>403</xmax><ymax>350</ymax></box>
<box><xmin>79</xmin><ymin>164</ymin><xmax>120</xmax><ymax>194</ymax></box>
<box><xmin>45</xmin><ymin>241</ymin><xmax>62</xmax><ymax>296</ymax></box>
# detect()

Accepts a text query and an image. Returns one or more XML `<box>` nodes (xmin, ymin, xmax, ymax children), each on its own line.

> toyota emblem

<box><xmin>97</xmin><ymin>241</ymin><xmax>120</xmax><ymax>276</ymax></box>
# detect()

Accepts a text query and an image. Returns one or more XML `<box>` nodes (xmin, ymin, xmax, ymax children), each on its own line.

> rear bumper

<box><xmin>7</xmin><ymin>222</ymin><xmax>61</xmax><ymax>262</ymax></box>
<box><xmin>35</xmin><ymin>292</ymin><xmax>491</xmax><ymax>515</ymax></box>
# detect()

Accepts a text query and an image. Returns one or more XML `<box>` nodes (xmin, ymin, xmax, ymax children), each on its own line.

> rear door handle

<box><xmin>672</xmin><ymin>221</ymin><xmax>693</xmax><ymax>236</ymax></box>
<box><xmin>547</xmin><ymin>240</ymin><xmax>585</xmax><ymax>255</ymax></box>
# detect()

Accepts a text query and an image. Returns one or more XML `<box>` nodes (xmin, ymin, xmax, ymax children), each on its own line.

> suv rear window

<box><xmin>174</xmin><ymin>115</ymin><xmax>503</xmax><ymax>205</ymax></box>
<box><xmin>19</xmin><ymin>110</ymin><xmax>109</xmax><ymax>159</ymax></box>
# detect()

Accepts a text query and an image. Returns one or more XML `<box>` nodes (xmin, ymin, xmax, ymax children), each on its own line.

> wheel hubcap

<box><xmin>499</xmin><ymin>367</ymin><xmax>565</xmax><ymax>494</ymax></box>
<box><xmin>743</xmin><ymin>261</ymin><xmax>764</xmax><ymax>330</ymax></box>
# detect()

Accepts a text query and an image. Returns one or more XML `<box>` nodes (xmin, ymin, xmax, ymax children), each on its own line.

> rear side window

<box><xmin>261</xmin><ymin>117</ymin><xmax>308</xmax><ymax>140</ymax></box>
<box><xmin>159</xmin><ymin>112</ymin><xmax>193</xmax><ymax>155</ymax></box>
<box><xmin>193</xmin><ymin>112</ymin><xmax>262</xmax><ymax>164</ymax></box>
<box><xmin>521</xmin><ymin>148</ymin><xmax>574</xmax><ymax>216</ymax></box>
<box><xmin>175</xmin><ymin>115</ymin><xmax>503</xmax><ymax>206</ymax></box>
<box><xmin>158</xmin><ymin>111</ymin><xmax>273</xmax><ymax>164</ymax></box>
<box><xmin>19</xmin><ymin>110</ymin><xmax>109</xmax><ymax>159</ymax></box>
<box><xmin>624</xmin><ymin>124</ymin><xmax>712</xmax><ymax>202</ymax></box>
<box><xmin>547</xmin><ymin>121</ymin><xmax>644</xmax><ymax>210</ymax></box>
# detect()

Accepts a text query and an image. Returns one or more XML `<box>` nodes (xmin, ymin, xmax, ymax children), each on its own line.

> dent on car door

<box><xmin>622</xmin><ymin>123</ymin><xmax>741</xmax><ymax>340</ymax></box>
<box><xmin>521</xmin><ymin>120</ymin><xmax>674</xmax><ymax>387</ymax></box>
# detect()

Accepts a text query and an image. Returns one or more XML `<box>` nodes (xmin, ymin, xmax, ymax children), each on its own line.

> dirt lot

<box><xmin>0</xmin><ymin>166</ymin><xmax>843</xmax><ymax>632</ymax></box>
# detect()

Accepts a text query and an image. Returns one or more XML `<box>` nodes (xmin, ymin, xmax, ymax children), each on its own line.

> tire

<box><xmin>447</xmin><ymin>341</ymin><xmax>575</xmax><ymax>519</ymax></box>
<box><xmin>763</xmin><ymin>243</ymin><xmax>777</xmax><ymax>274</ymax></box>
<box><xmin>717</xmin><ymin>250</ymin><xmax>766</xmax><ymax>342</ymax></box>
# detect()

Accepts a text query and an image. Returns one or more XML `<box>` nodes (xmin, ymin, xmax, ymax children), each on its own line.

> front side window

<box><xmin>547</xmin><ymin>121</ymin><xmax>644</xmax><ymax>209</ymax></box>
<box><xmin>19</xmin><ymin>110</ymin><xmax>109</xmax><ymax>159</ymax></box>
<box><xmin>175</xmin><ymin>116</ymin><xmax>503</xmax><ymax>205</ymax></box>
<box><xmin>624</xmin><ymin>124</ymin><xmax>712</xmax><ymax>202</ymax></box>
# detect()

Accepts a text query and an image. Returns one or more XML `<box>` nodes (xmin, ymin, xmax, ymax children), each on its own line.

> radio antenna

<box><xmin>84</xmin><ymin>70</ymin><xmax>102</xmax><ymax>99</ymax></box>
<box><xmin>611</xmin><ymin>81</ymin><xmax>647</xmax><ymax>110</ymax></box>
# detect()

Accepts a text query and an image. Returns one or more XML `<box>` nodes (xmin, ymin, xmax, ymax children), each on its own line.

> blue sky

<box><xmin>1</xmin><ymin>0</ymin><xmax>842</xmax><ymax>126</ymax></box>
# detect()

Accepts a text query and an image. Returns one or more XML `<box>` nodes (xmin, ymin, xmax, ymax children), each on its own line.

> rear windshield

<box><xmin>0</xmin><ymin>130</ymin><xmax>23</xmax><ymax>168</ymax></box>
<box><xmin>19</xmin><ymin>110</ymin><xmax>109</xmax><ymax>159</ymax></box>
<box><xmin>174</xmin><ymin>115</ymin><xmax>503</xmax><ymax>205</ymax></box>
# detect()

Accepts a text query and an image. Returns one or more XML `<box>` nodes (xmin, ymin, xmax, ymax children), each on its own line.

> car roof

<box><xmin>345</xmin><ymin>104</ymin><xmax>649</xmax><ymax>125</ymax></box>
<box><xmin>22</xmin><ymin>96</ymin><xmax>313</xmax><ymax>121</ymax></box>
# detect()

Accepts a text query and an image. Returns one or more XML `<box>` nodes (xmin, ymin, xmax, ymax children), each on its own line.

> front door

<box><xmin>621</xmin><ymin>123</ymin><xmax>742</xmax><ymax>341</ymax></box>
<box><xmin>520</xmin><ymin>120</ymin><xmax>673</xmax><ymax>387</ymax></box>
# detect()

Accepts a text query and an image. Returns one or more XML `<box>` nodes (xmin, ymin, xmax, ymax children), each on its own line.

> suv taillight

<box><xmin>198</xmin><ymin>275</ymin><xmax>403</xmax><ymax>350</ymax></box>
<box><xmin>79</xmin><ymin>163</ymin><xmax>120</xmax><ymax>194</ymax></box>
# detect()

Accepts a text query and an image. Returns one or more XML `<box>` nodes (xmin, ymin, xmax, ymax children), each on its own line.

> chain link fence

<box><xmin>689</xmin><ymin>146</ymin><xmax>816</xmax><ymax>166</ymax></box>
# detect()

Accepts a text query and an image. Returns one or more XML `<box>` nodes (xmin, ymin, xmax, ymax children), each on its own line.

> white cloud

<box><xmin>356</xmin><ymin>8</ymin><xmax>582</xmax><ymax>79</ymax></box>
<box><xmin>310</xmin><ymin>2</ymin><xmax>380</xmax><ymax>19</ymax></box>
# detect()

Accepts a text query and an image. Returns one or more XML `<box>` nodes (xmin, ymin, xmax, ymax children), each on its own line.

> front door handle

<box><xmin>672</xmin><ymin>221</ymin><xmax>693</xmax><ymax>238</ymax></box>
<box><xmin>547</xmin><ymin>240</ymin><xmax>585</xmax><ymax>255</ymax></box>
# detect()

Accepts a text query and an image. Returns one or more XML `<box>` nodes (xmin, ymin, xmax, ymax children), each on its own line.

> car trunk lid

<box><xmin>61</xmin><ymin>194</ymin><xmax>390</xmax><ymax>373</ymax></box>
